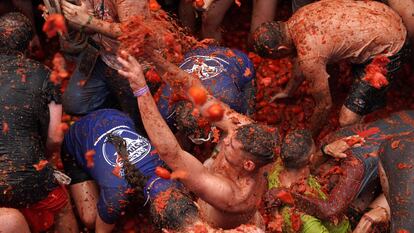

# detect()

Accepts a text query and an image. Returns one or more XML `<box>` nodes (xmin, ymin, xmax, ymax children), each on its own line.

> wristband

<box><xmin>134</xmin><ymin>85</ymin><xmax>149</xmax><ymax>97</ymax></box>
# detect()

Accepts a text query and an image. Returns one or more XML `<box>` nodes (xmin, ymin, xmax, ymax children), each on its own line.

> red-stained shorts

<box><xmin>20</xmin><ymin>186</ymin><xmax>68</xmax><ymax>233</ymax></box>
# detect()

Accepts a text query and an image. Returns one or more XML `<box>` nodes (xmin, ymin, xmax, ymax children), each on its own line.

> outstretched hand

<box><xmin>117</xmin><ymin>51</ymin><xmax>147</xmax><ymax>91</ymax></box>
<box><xmin>323</xmin><ymin>135</ymin><xmax>365</xmax><ymax>159</ymax></box>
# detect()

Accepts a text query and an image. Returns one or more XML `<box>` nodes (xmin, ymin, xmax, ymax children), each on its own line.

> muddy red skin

<box><xmin>268</xmin><ymin>111</ymin><xmax>414</xmax><ymax>221</ymax></box>
<box><xmin>285</xmin><ymin>0</ymin><xmax>406</xmax><ymax>132</ymax></box>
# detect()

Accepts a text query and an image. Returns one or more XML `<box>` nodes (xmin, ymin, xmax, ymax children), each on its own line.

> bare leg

<box><xmin>70</xmin><ymin>181</ymin><xmax>99</xmax><ymax>229</ymax></box>
<box><xmin>179</xmin><ymin>0</ymin><xmax>197</xmax><ymax>33</ymax></box>
<box><xmin>95</xmin><ymin>213</ymin><xmax>115</xmax><ymax>233</ymax></box>
<box><xmin>54</xmin><ymin>200</ymin><xmax>79</xmax><ymax>233</ymax></box>
<box><xmin>249</xmin><ymin>0</ymin><xmax>278</xmax><ymax>44</ymax></box>
<box><xmin>339</xmin><ymin>105</ymin><xmax>362</xmax><ymax>127</ymax></box>
<box><xmin>201</xmin><ymin>0</ymin><xmax>234</xmax><ymax>42</ymax></box>
<box><xmin>0</xmin><ymin>208</ymin><xmax>30</xmax><ymax>233</ymax></box>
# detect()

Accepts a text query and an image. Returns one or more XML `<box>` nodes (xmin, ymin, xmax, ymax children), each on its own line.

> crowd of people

<box><xmin>0</xmin><ymin>0</ymin><xmax>413</xmax><ymax>232</ymax></box>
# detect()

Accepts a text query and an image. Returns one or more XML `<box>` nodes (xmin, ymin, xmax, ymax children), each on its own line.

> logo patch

<box><xmin>96</xmin><ymin>126</ymin><xmax>151</xmax><ymax>167</ymax></box>
<box><xmin>180</xmin><ymin>55</ymin><xmax>229</xmax><ymax>80</ymax></box>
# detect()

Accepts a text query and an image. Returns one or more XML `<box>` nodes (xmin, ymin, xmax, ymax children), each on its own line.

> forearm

<box><xmin>137</xmin><ymin>91</ymin><xmax>182</xmax><ymax>167</ymax></box>
<box><xmin>85</xmin><ymin>18</ymin><xmax>122</xmax><ymax>38</ymax></box>
<box><xmin>293</xmin><ymin>160</ymin><xmax>364</xmax><ymax>220</ymax></box>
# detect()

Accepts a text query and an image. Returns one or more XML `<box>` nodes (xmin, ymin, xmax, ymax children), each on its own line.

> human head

<box><xmin>223</xmin><ymin>123</ymin><xmax>277</xmax><ymax>172</ymax></box>
<box><xmin>0</xmin><ymin>12</ymin><xmax>33</xmax><ymax>53</ymax></box>
<box><xmin>281</xmin><ymin>129</ymin><xmax>315</xmax><ymax>169</ymax></box>
<box><xmin>175</xmin><ymin>101</ymin><xmax>212</xmax><ymax>144</ymax></box>
<box><xmin>150</xmin><ymin>188</ymin><xmax>198</xmax><ymax>230</ymax></box>
<box><xmin>252</xmin><ymin>21</ymin><xmax>294</xmax><ymax>59</ymax></box>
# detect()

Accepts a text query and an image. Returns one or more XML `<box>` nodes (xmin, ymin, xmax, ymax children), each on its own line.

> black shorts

<box><xmin>61</xmin><ymin>143</ymin><xmax>93</xmax><ymax>184</ymax></box>
<box><xmin>0</xmin><ymin>165</ymin><xmax>58</xmax><ymax>208</ymax></box>
<box><xmin>344</xmin><ymin>43</ymin><xmax>411</xmax><ymax>115</ymax></box>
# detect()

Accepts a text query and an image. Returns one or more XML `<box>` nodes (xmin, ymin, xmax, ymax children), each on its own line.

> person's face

<box><xmin>222</xmin><ymin>133</ymin><xmax>245</xmax><ymax>167</ymax></box>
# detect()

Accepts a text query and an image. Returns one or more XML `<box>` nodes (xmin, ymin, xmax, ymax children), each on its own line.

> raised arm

<box><xmin>61</xmin><ymin>0</ymin><xmax>147</xmax><ymax>39</ymax></box>
<box><xmin>146</xmin><ymin>51</ymin><xmax>253</xmax><ymax>132</ymax></box>
<box><xmin>117</xmin><ymin>54</ymin><xmax>251</xmax><ymax>213</ymax></box>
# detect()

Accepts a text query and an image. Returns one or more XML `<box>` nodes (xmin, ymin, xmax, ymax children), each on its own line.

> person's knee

<box><xmin>78</xmin><ymin>209</ymin><xmax>97</xmax><ymax>229</ymax></box>
<box><xmin>339</xmin><ymin>106</ymin><xmax>362</xmax><ymax>127</ymax></box>
<box><xmin>0</xmin><ymin>208</ymin><xmax>30</xmax><ymax>233</ymax></box>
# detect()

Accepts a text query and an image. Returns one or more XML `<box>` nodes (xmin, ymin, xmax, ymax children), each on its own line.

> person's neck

<box><xmin>280</xmin><ymin>166</ymin><xmax>310</xmax><ymax>188</ymax></box>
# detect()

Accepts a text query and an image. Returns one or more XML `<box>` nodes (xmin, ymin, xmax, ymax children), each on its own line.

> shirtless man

<box><xmin>117</xmin><ymin>53</ymin><xmax>277</xmax><ymax>229</ymax></box>
<box><xmin>252</xmin><ymin>0</ymin><xmax>407</xmax><ymax>134</ymax></box>
<box><xmin>266</xmin><ymin>110</ymin><xmax>414</xmax><ymax>222</ymax></box>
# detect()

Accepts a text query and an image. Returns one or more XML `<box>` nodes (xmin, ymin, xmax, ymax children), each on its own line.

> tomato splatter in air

<box><xmin>149</xmin><ymin>0</ymin><xmax>161</xmax><ymax>11</ymax></box>
<box><xmin>188</xmin><ymin>86</ymin><xmax>207</xmax><ymax>105</ymax></box>
<box><xmin>155</xmin><ymin>166</ymin><xmax>171</xmax><ymax>179</ymax></box>
<box><xmin>206</xmin><ymin>103</ymin><xmax>224</xmax><ymax>122</ymax></box>
<box><xmin>42</xmin><ymin>14</ymin><xmax>67</xmax><ymax>38</ymax></box>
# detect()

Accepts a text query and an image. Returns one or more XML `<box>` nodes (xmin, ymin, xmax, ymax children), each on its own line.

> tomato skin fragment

<box><xmin>276</xmin><ymin>190</ymin><xmax>295</xmax><ymax>205</ymax></box>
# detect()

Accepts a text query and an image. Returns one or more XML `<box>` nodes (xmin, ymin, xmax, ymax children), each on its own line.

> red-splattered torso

<box><xmin>287</xmin><ymin>0</ymin><xmax>406</xmax><ymax>65</ymax></box>
<box><xmin>198</xmin><ymin>138</ymin><xmax>267</xmax><ymax>230</ymax></box>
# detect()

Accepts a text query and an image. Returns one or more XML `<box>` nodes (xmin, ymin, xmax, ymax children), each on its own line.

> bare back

<box><xmin>288</xmin><ymin>0</ymin><xmax>406</xmax><ymax>64</ymax></box>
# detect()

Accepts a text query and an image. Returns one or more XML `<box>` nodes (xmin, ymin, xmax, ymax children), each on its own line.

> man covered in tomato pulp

<box><xmin>252</xmin><ymin>0</ymin><xmax>409</xmax><ymax>134</ymax></box>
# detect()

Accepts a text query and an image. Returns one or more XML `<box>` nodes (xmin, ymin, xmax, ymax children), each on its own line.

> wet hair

<box><xmin>0</xmin><ymin>12</ymin><xmax>33</xmax><ymax>52</ymax></box>
<box><xmin>252</xmin><ymin>21</ymin><xmax>287</xmax><ymax>58</ymax></box>
<box><xmin>281</xmin><ymin>129</ymin><xmax>313</xmax><ymax>169</ymax></box>
<box><xmin>235</xmin><ymin>123</ymin><xmax>277</xmax><ymax>166</ymax></box>
<box><xmin>175</xmin><ymin>100</ymin><xmax>210</xmax><ymax>138</ymax></box>
<box><xmin>107</xmin><ymin>134</ymin><xmax>147</xmax><ymax>204</ymax></box>
<box><xmin>150</xmin><ymin>188</ymin><xmax>198</xmax><ymax>230</ymax></box>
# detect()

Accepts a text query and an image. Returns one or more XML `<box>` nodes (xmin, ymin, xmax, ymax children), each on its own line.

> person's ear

<box><xmin>243</xmin><ymin>160</ymin><xmax>256</xmax><ymax>171</ymax></box>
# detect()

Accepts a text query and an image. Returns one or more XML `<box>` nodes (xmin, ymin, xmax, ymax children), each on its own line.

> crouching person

<box><xmin>61</xmin><ymin>109</ymin><xmax>198</xmax><ymax>232</ymax></box>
